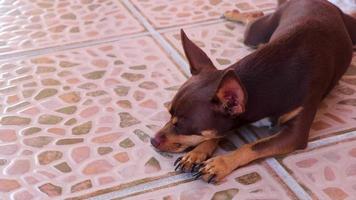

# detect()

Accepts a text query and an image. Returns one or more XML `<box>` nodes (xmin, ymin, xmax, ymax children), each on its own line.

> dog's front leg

<box><xmin>195</xmin><ymin>104</ymin><xmax>317</xmax><ymax>183</ymax></box>
<box><xmin>174</xmin><ymin>139</ymin><xmax>219</xmax><ymax>172</ymax></box>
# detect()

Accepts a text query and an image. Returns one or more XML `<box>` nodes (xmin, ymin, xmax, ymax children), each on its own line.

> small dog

<box><xmin>151</xmin><ymin>0</ymin><xmax>356</xmax><ymax>183</ymax></box>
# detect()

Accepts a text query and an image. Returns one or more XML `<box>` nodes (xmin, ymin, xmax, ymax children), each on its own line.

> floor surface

<box><xmin>0</xmin><ymin>0</ymin><xmax>356</xmax><ymax>199</ymax></box>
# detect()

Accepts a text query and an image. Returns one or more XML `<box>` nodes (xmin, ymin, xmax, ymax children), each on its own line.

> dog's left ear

<box><xmin>213</xmin><ymin>70</ymin><xmax>247</xmax><ymax>116</ymax></box>
<box><xmin>181</xmin><ymin>29</ymin><xmax>216</xmax><ymax>75</ymax></box>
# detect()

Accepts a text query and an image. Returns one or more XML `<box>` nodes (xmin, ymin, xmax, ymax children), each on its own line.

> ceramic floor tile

<box><xmin>0</xmin><ymin>0</ymin><xmax>144</xmax><ymax>55</ymax></box>
<box><xmin>126</xmin><ymin>164</ymin><xmax>295</xmax><ymax>200</ymax></box>
<box><xmin>66</xmin><ymin>129</ymin><xmax>251</xmax><ymax>199</ymax></box>
<box><xmin>0</xmin><ymin>36</ymin><xmax>187</xmax><ymax>199</ymax></box>
<box><xmin>130</xmin><ymin>0</ymin><xmax>277</xmax><ymax>28</ymax></box>
<box><xmin>282</xmin><ymin>139</ymin><xmax>356</xmax><ymax>200</ymax></box>
<box><xmin>165</xmin><ymin>22</ymin><xmax>356</xmax><ymax>140</ymax></box>
<box><xmin>165</xmin><ymin>22</ymin><xmax>252</xmax><ymax>70</ymax></box>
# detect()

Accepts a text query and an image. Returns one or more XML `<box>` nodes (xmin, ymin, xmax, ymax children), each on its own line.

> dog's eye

<box><xmin>173</xmin><ymin>143</ymin><xmax>182</xmax><ymax>148</ymax></box>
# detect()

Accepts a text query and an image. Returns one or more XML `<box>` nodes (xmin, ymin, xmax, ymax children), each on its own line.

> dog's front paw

<box><xmin>174</xmin><ymin>151</ymin><xmax>209</xmax><ymax>173</ymax></box>
<box><xmin>193</xmin><ymin>155</ymin><xmax>234</xmax><ymax>184</ymax></box>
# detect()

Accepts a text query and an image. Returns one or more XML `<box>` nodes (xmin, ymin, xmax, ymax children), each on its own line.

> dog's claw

<box><xmin>175</xmin><ymin>162</ymin><xmax>183</xmax><ymax>171</ymax></box>
<box><xmin>180</xmin><ymin>163</ymin><xmax>186</xmax><ymax>172</ymax></box>
<box><xmin>208</xmin><ymin>175</ymin><xmax>216</xmax><ymax>184</ymax></box>
<box><xmin>195</xmin><ymin>163</ymin><xmax>205</xmax><ymax>171</ymax></box>
<box><xmin>193</xmin><ymin>172</ymin><xmax>203</xmax><ymax>180</ymax></box>
<box><xmin>174</xmin><ymin>157</ymin><xmax>182</xmax><ymax>166</ymax></box>
<box><xmin>191</xmin><ymin>164</ymin><xmax>197</xmax><ymax>172</ymax></box>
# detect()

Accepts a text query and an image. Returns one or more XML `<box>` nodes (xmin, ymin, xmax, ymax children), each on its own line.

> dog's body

<box><xmin>151</xmin><ymin>0</ymin><xmax>356</xmax><ymax>183</ymax></box>
<box><xmin>239</xmin><ymin>0</ymin><xmax>353</xmax><ymax>123</ymax></box>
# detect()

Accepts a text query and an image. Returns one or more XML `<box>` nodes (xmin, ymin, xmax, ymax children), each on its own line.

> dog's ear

<box><xmin>181</xmin><ymin>29</ymin><xmax>216</xmax><ymax>75</ymax></box>
<box><xmin>213</xmin><ymin>70</ymin><xmax>247</xmax><ymax>116</ymax></box>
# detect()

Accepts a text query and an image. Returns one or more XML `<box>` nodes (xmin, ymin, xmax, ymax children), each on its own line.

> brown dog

<box><xmin>150</xmin><ymin>0</ymin><xmax>356</xmax><ymax>183</ymax></box>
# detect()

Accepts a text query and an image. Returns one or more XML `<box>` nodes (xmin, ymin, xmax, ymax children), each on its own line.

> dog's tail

<box><xmin>342</xmin><ymin>12</ymin><xmax>356</xmax><ymax>47</ymax></box>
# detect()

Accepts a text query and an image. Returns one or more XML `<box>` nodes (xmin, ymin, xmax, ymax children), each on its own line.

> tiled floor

<box><xmin>282</xmin><ymin>139</ymin><xmax>356</xmax><ymax>200</ymax></box>
<box><xmin>126</xmin><ymin>165</ymin><xmax>295</xmax><ymax>200</ymax></box>
<box><xmin>0</xmin><ymin>0</ymin><xmax>356</xmax><ymax>200</ymax></box>
<box><xmin>0</xmin><ymin>0</ymin><xmax>144</xmax><ymax>54</ymax></box>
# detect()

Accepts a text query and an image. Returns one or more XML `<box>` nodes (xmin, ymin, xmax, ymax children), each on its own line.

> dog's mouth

<box><xmin>150</xmin><ymin>141</ymin><xmax>195</xmax><ymax>153</ymax></box>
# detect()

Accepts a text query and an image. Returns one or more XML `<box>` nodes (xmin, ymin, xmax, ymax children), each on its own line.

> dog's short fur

<box><xmin>151</xmin><ymin>0</ymin><xmax>356</xmax><ymax>183</ymax></box>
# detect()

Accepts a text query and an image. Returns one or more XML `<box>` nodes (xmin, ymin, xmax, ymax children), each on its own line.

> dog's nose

<box><xmin>150</xmin><ymin>138</ymin><xmax>160</xmax><ymax>148</ymax></box>
<box><xmin>150</xmin><ymin>134</ymin><xmax>166</xmax><ymax>148</ymax></box>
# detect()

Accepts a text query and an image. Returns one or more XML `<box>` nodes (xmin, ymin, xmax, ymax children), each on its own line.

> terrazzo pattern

<box><xmin>126</xmin><ymin>165</ymin><xmax>294</xmax><ymax>200</ymax></box>
<box><xmin>165</xmin><ymin>22</ymin><xmax>252</xmax><ymax>69</ymax></box>
<box><xmin>0</xmin><ymin>0</ymin><xmax>144</xmax><ymax>54</ymax></box>
<box><xmin>282</xmin><ymin>139</ymin><xmax>356</xmax><ymax>200</ymax></box>
<box><xmin>0</xmin><ymin>0</ymin><xmax>355</xmax><ymax>199</ymax></box>
<box><xmin>0</xmin><ymin>37</ymin><xmax>186</xmax><ymax>199</ymax></box>
<box><xmin>131</xmin><ymin>0</ymin><xmax>277</xmax><ymax>28</ymax></box>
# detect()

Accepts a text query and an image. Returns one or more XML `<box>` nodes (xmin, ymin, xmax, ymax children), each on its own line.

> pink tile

<box><xmin>165</xmin><ymin>22</ymin><xmax>251</xmax><ymax>69</ymax></box>
<box><xmin>131</xmin><ymin>0</ymin><xmax>277</xmax><ymax>28</ymax></box>
<box><xmin>0</xmin><ymin>179</ymin><xmax>21</xmax><ymax>192</ymax></box>
<box><xmin>126</xmin><ymin>165</ymin><xmax>294</xmax><ymax>200</ymax></box>
<box><xmin>0</xmin><ymin>0</ymin><xmax>144</xmax><ymax>54</ymax></box>
<box><xmin>282</xmin><ymin>140</ymin><xmax>356</xmax><ymax>200</ymax></box>
<box><xmin>0</xmin><ymin>36</ymin><xmax>186</xmax><ymax>199</ymax></box>
<box><xmin>0</xmin><ymin>129</ymin><xmax>17</xmax><ymax>142</ymax></box>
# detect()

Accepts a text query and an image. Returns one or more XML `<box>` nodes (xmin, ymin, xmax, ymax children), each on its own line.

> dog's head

<box><xmin>150</xmin><ymin>30</ymin><xmax>247</xmax><ymax>153</ymax></box>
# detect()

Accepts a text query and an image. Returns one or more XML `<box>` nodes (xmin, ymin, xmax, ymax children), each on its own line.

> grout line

<box><xmin>121</xmin><ymin>0</ymin><xmax>191</xmax><ymax>76</ymax></box>
<box><xmin>308</xmin><ymin>130</ymin><xmax>356</xmax><ymax>149</ymax></box>
<box><xmin>264</xmin><ymin>158</ymin><xmax>312</xmax><ymax>200</ymax></box>
<box><xmin>240</xmin><ymin>127</ymin><xmax>312</xmax><ymax>200</ymax></box>
<box><xmin>71</xmin><ymin>132</ymin><xmax>248</xmax><ymax>200</ymax></box>
<box><xmin>0</xmin><ymin>32</ymin><xmax>150</xmax><ymax>62</ymax></box>
<box><xmin>88</xmin><ymin>173</ymin><xmax>193</xmax><ymax>200</ymax></box>
<box><xmin>252</xmin><ymin>126</ymin><xmax>356</xmax><ymax>150</ymax></box>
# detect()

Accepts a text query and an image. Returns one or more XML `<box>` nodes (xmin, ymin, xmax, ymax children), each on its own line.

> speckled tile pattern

<box><xmin>165</xmin><ymin>23</ymin><xmax>356</xmax><ymax>140</ymax></box>
<box><xmin>0</xmin><ymin>37</ymin><xmax>186</xmax><ymax>199</ymax></box>
<box><xmin>130</xmin><ymin>0</ymin><xmax>277</xmax><ymax>28</ymax></box>
<box><xmin>164</xmin><ymin>22</ymin><xmax>252</xmax><ymax>69</ymax></box>
<box><xmin>0</xmin><ymin>0</ymin><xmax>355</xmax><ymax>199</ymax></box>
<box><xmin>282</xmin><ymin>139</ymin><xmax>356</xmax><ymax>200</ymax></box>
<box><xmin>126</xmin><ymin>165</ymin><xmax>294</xmax><ymax>200</ymax></box>
<box><xmin>0</xmin><ymin>0</ymin><xmax>144</xmax><ymax>54</ymax></box>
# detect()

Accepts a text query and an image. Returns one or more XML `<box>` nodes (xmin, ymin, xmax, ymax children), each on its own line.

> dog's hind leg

<box><xmin>342</xmin><ymin>13</ymin><xmax>356</xmax><ymax>45</ymax></box>
<box><xmin>243</xmin><ymin>13</ymin><xmax>280</xmax><ymax>48</ymax></box>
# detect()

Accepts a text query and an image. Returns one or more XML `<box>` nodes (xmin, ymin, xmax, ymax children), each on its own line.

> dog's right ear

<box><xmin>213</xmin><ymin>70</ymin><xmax>247</xmax><ymax>116</ymax></box>
<box><xmin>181</xmin><ymin>29</ymin><xmax>216</xmax><ymax>75</ymax></box>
